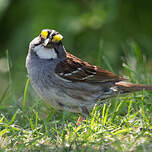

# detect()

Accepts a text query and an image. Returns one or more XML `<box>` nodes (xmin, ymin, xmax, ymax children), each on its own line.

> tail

<box><xmin>115</xmin><ymin>81</ymin><xmax>152</xmax><ymax>94</ymax></box>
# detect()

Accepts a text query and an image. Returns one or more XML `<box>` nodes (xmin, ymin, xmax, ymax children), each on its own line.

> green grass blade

<box><xmin>103</xmin><ymin>104</ymin><xmax>111</xmax><ymax>125</ymax></box>
<box><xmin>102</xmin><ymin>56</ymin><xmax>114</xmax><ymax>73</ymax></box>
<box><xmin>0</xmin><ymin>85</ymin><xmax>9</xmax><ymax>104</ymax></box>
<box><xmin>127</xmin><ymin>100</ymin><xmax>132</xmax><ymax>117</ymax></box>
<box><xmin>122</xmin><ymin>63</ymin><xmax>136</xmax><ymax>75</ymax></box>
<box><xmin>22</xmin><ymin>78</ymin><xmax>30</xmax><ymax>108</ymax></box>
<box><xmin>141</xmin><ymin>92</ymin><xmax>149</xmax><ymax>124</ymax></box>
<box><xmin>9</xmin><ymin>110</ymin><xmax>19</xmax><ymax>125</ymax></box>
<box><xmin>28</xmin><ymin>117</ymin><xmax>34</xmax><ymax>130</ymax></box>
<box><xmin>6</xmin><ymin>50</ymin><xmax>12</xmax><ymax>87</ymax></box>
<box><xmin>35</xmin><ymin>111</ymin><xmax>38</xmax><ymax>129</ymax></box>
<box><xmin>102</xmin><ymin>104</ymin><xmax>106</xmax><ymax>124</ymax></box>
<box><xmin>131</xmin><ymin>41</ymin><xmax>143</xmax><ymax>63</ymax></box>
<box><xmin>0</xmin><ymin>129</ymin><xmax>9</xmax><ymax>136</ymax></box>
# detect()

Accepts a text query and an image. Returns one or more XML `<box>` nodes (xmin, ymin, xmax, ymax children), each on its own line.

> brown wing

<box><xmin>55</xmin><ymin>52</ymin><xmax>125</xmax><ymax>82</ymax></box>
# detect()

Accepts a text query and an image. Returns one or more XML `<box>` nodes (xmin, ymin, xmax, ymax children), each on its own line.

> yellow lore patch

<box><xmin>52</xmin><ymin>34</ymin><xmax>63</xmax><ymax>42</ymax></box>
<box><xmin>41</xmin><ymin>30</ymin><xmax>48</xmax><ymax>39</ymax></box>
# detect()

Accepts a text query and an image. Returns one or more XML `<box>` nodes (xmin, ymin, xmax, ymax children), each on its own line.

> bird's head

<box><xmin>29</xmin><ymin>29</ymin><xmax>65</xmax><ymax>60</ymax></box>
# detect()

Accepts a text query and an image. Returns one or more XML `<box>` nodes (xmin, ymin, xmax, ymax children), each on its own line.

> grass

<box><xmin>0</xmin><ymin>45</ymin><xmax>152</xmax><ymax>151</ymax></box>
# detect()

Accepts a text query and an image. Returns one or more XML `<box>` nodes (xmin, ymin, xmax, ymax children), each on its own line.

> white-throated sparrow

<box><xmin>26</xmin><ymin>29</ymin><xmax>152</xmax><ymax>115</ymax></box>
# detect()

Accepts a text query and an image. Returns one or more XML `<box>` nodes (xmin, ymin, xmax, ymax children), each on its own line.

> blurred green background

<box><xmin>0</xmin><ymin>0</ymin><xmax>152</xmax><ymax>97</ymax></box>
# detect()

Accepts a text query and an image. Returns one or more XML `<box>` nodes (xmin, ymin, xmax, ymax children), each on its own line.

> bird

<box><xmin>26</xmin><ymin>29</ymin><xmax>152</xmax><ymax>115</ymax></box>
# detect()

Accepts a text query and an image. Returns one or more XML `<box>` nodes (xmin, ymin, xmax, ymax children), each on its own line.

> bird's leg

<box><xmin>81</xmin><ymin>106</ymin><xmax>90</xmax><ymax>115</ymax></box>
<box><xmin>76</xmin><ymin>115</ymin><xmax>83</xmax><ymax>126</ymax></box>
<box><xmin>76</xmin><ymin>106</ymin><xmax>90</xmax><ymax>126</ymax></box>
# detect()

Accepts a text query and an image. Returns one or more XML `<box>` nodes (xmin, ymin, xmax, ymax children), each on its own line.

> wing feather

<box><xmin>55</xmin><ymin>52</ymin><xmax>125</xmax><ymax>82</ymax></box>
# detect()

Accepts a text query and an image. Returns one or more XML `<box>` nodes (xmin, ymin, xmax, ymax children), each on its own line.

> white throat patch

<box><xmin>34</xmin><ymin>45</ymin><xmax>57</xmax><ymax>59</ymax></box>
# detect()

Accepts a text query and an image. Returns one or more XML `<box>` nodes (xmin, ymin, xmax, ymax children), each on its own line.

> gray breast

<box><xmin>26</xmin><ymin>52</ymin><xmax>83</xmax><ymax>112</ymax></box>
